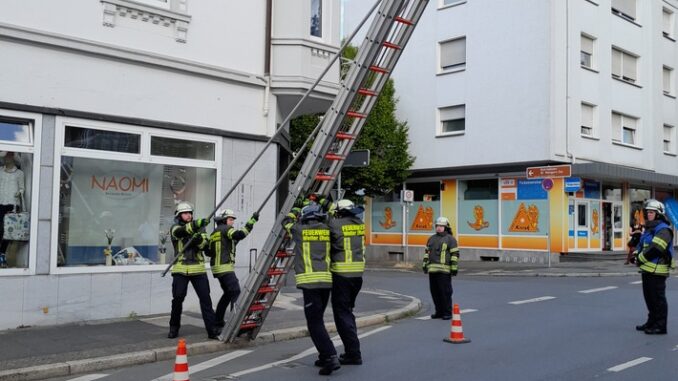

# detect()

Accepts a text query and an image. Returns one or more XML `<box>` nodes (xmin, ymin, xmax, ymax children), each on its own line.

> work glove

<box><xmin>283</xmin><ymin>222</ymin><xmax>294</xmax><ymax>235</ymax></box>
<box><xmin>195</xmin><ymin>218</ymin><xmax>210</xmax><ymax>228</ymax></box>
<box><xmin>422</xmin><ymin>259</ymin><xmax>429</xmax><ymax>274</ymax></box>
<box><xmin>451</xmin><ymin>269</ymin><xmax>458</xmax><ymax>276</ymax></box>
<box><xmin>251</xmin><ymin>212</ymin><xmax>260</xmax><ymax>222</ymax></box>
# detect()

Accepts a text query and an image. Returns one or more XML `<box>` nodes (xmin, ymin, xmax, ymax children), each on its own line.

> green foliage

<box><xmin>288</xmin><ymin>43</ymin><xmax>415</xmax><ymax>200</ymax></box>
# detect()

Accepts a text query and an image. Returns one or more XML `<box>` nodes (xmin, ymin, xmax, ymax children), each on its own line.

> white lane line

<box><xmin>460</xmin><ymin>309</ymin><xmax>478</xmax><ymax>314</ymax></box>
<box><xmin>378</xmin><ymin>296</ymin><xmax>401</xmax><ymax>300</ymax></box>
<box><xmin>509</xmin><ymin>296</ymin><xmax>556</xmax><ymax>305</ymax></box>
<box><xmin>415</xmin><ymin>316</ymin><xmax>431</xmax><ymax>320</ymax></box>
<box><xmin>151</xmin><ymin>350</ymin><xmax>252</xmax><ymax>381</ymax></box>
<box><xmin>228</xmin><ymin>325</ymin><xmax>392</xmax><ymax>378</ymax></box>
<box><xmin>607</xmin><ymin>357</ymin><xmax>653</xmax><ymax>372</ymax></box>
<box><xmin>578</xmin><ymin>286</ymin><xmax>618</xmax><ymax>294</ymax></box>
<box><xmin>66</xmin><ymin>375</ymin><xmax>108</xmax><ymax>381</ymax></box>
<box><xmin>630</xmin><ymin>280</ymin><xmax>642</xmax><ymax>285</ymax></box>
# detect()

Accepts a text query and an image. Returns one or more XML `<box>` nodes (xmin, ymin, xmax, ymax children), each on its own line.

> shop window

<box><xmin>407</xmin><ymin>182</ymin><xmax>441</xmax><ymax>201</ymax></box>
<box><xmin>65</xmin><ymin>126</ymin><xmax>140</xmax><ymax>154</ymax></box>
<box><xmin>577</xmin><ymin>204</ymin><xmax>588</xmax><ymax>227</ymax></box>
<box><xmin>462</xmin><ymin>179</ymin><xmax>498</xmax><ymax>200</ymax></box>
<box><xmin>0</xmin><ymin>120</ymin><xmax>33</xmax><ymax>145</ymax></box>
<box><xmin>629</xmin><ymin>187</ymin><xmax>650</xmax><ymax>225</ymax></box>
<box><xmin>151</xmin><ymin>136</ymin><xmax>215</xmax><ymax>161</ymax></box>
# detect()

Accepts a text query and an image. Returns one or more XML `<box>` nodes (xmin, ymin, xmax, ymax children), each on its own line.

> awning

<box><xmin>572</xmin><ymin>162</ymin><xmax>678</xmax><ymax>188</ymax></box>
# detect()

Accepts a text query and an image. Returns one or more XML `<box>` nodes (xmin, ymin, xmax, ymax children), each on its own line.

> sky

<box><xmin>341</xmin><ymin>0</ymin><xmax>379</xmax><ymax>43</ymax></box>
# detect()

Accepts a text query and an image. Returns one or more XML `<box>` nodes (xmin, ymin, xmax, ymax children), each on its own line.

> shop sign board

<box><xmin>526</xmin><ymin>164</ymin><xmax>571</xmax><ymax>179</ymax></box>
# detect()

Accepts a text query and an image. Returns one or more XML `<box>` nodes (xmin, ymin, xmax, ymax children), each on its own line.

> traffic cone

<box><xmin>173</xmin><ymin>338</ymin><xmax>190</xmax><ymax>381</ymax></box>
<box><xmin>443</xmin><ymin>304</ymin><xmax>471</xmax><ymax>344</ymax></box>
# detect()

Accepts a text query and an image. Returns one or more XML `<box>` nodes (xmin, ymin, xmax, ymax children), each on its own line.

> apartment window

<box><xmin>611</xmin><ymin>47</ymin><xmax>638</xmax><ymax>84</ymax></box>
<box><xmin>439</xmin><ymin>37</ymin><xmax>466</xmax><ymax>71</ymax></box>
<box><xmin>580</xmin><ymin>34</ymin><xmax>595</xmax><ymax>69</ymax></box>
<box><xmin>663</xmin><ymin>66</ymin><xmax>674</xmax><ymax>96</ymax></box>
<box><xmin>581</xmin><ymin>103</ymin><xmax>596</xmax><ymax>136</ymax></box>
<box><xmin>611</xmin><ymin>0</ymin><xmax>636</xmax><ymax>21</ymax></box>
<box><xmin>664</xmin><ymin>124</ymin><xmax>675</xmax><ymax>154</ymax></box>
<box><xmin>439</xmin><ymin>105</ymin><xmax>465</xmax><ymax>135</ymax></box>
<box><xmin>311</xmin><ymin>0</ymin><xmax>322</xmax><ymax>38</ymax></box>
<box><xmin>132</xmin><ymin>0</ymin><xmax>170</xmax><ymax>9</ymax></box>
<box><xmin>663</xmin><ymin>8</ymin><xmax>674</xmax><ymax>39</ymax></box>
<box><xmin>442</xmin><ymin>0</ymin><xmax>466</xmax><ymax>6</ymax></box>
<box><xmin>611</xmin><ymin>112</ymin><xmax>638</xmax><ymax>146</ymax></box>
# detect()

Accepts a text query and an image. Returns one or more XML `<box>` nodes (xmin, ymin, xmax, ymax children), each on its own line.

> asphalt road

<box><xmin>47</xmin><ymin>271</ymin><xmax>678</xmax><ymax>381</ymax></box>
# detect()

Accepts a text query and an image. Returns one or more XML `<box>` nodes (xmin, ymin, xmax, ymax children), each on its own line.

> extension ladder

<box><xmin>221</xmin><ymin>0</ymin><xmax>429</xmax><ymax>342</ymax></box>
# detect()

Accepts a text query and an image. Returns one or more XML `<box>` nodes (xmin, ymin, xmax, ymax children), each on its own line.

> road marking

<box><xmin>630</xmin><ymin>281</ymin><xmax>642</xmax><ymax>285</ymax></box>
<box><xmin>509</xmin><ymin>296</ymin><xmax>556</xmax><ymax>305</ymax></box>
<box><xmin>415</xmin><ymin>316</ymin><xmax>431</xmax><ymax>320</ymax></box>
<box><xmin>578</xmin><ymin>286</ymin><xmax>618</xmax><ymax>294</ymax></box>
<box><xmin>151</xmin><ymin>350</ymin><xmax>252</xmax><ymax>381</ymax></box>
<box><xmin>66</xmin><ymin>375</ymin><xmax>108</xmax><ymax>381</ymax></box>
<box><xmin>461</xmin><ymin>309</ymin><xmax>478</xmax><ymax>314</ymax></box>
<box><xmin>607</xmin><ymin>357</ymin><xmax>653</xmax><ymax>372</ymax></box>
<box><xmin>228</xmin><ymin>325</ymin><xmax>392</xmax><ymax>378</ymax></box>
<box><xmin>378</xmin><ymin>296</ymin><xmax>401</xmax><ymax>300</ymax></box>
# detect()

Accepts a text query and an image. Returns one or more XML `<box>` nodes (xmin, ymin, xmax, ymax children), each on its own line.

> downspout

<box><xmin>565</xmin><ymin>0</ymin><xmax>576</xmax><ymax>164</ymax></box>
<box><xmin>263</xmin><ymin>0</ymin><xmax>272</xmax><ymax>117</ymax></box>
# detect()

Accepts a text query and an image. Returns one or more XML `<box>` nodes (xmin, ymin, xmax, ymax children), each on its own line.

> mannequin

<box><xmin>0</xmin><ymin>152</ymin><xmax>25</xmax><ymax>268</ymax></box>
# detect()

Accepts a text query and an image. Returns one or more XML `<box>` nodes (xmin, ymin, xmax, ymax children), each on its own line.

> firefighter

<box><xmin>168</xmin><ymin>201</ymin><xmax>220</xmax><ymax>339</ymax></box>
<box><xmin>422</xmin><ymin>216</ymin><xmax>459</xmax><ymax>320</ymax></box>
<box><xmin>328</xmin><ymin>199</ymin><xmax>365</xmax><ymax>366</ymax></box>
<box><xmin>209</xmin><ymin>209</ymin><xmax>259</xmax><ymax>329</ymax></box>
<box><xmin>282</xmin><ymin>203</ymin><xmax>340</xmax><ymax>375</ymax></box>
<box><xmin>634</xmin><ymin>199</ymin><xmax>674</xmax><ymax>335</ymax></box>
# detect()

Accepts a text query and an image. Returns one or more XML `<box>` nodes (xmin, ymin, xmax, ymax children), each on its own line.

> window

<box><xmin>611</xmin><ymin>47</ymin><xmax>638</xmax><ymax>84</ymax></box>
<box><xmin>664</xmin><ymin>124</ymin><xmax>675</xmax><ymax>154</ymax></box>
<box><xmin>611</xmin><ymin>111</ymin><xmax>638</xmax><ymax>146</ymax></box>
<box><xmin>65</xmin><ymin>126</ymin><xmax>141</xmax><ymax>154</ymax></box>
<box><xmin>441</xmin><ymin>0</ymin><xmax>466</xmax><ymax>6</ymax></box>
<box><xmin>581</xmin><ymin>103</ymin><xmax>596</xmax><ymax>136</ymax></box>
<box><xmin>438</xmin><ymin>105</ymin><xmax>465</xmax><ymax>134</ymax></box>
<box><xmin>663</xmin><ymin>8</ymin><xmax>674</xmax><ymax>38</ymax></box>
<box><xmin>310</xmin><ymin>0</ymin><xmax>322</xmax><ymax>38</ymax></box>
<box><xmin>577</xmin><ymin>204</ymin><xmax>588</xmax><ymax>227</ymax></box>
<box><xmin>580</xmin><ymin>34</ymin><xmax>595</xmax><ymax>69</ymax></box>
<box><xmin>0</xmin><ymin>119</ymin><xmax>33</xmax><ymax>145</ymax></box>
<box><xmin>663</xmin><ymin>66</ymin><xmax>674</xmax><ymax>96</ymax></box>
<box><xmin>151</xmin><ymin>136</ymin><xmax>215</xmax><ymax>160</ymax></box>
<box><xmin>439</xmin><ymin>37</ymin><xmax>466</xmax><ymax>71</ymax></box>
<box><xmin>611</xmin><ymin>0</ymin><xmax>636</xmax><ymax>21</ymax></box>
<box><xmin>132</xmin><ymin>0</ymin><xmax>170</xmax><ymax>9</ymax></box>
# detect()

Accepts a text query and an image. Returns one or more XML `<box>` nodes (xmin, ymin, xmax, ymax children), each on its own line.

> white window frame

<box><xmin>663</xmin><ymin>124</ymin><xmax>676</xmax><ymax>155</ymax></box>
<box><xmin>51</xmin><ymin>117</ymin><xmax>221</xmax><ymax>275</ymax></box>
<box><xmin>128</xmin><ymin>0</ymin><xmax>170</xmax><ymax>10</ymax></box>
<box><xmin>438</xmin><ymin>0</ymin><xmax>467</xmax><ymax>9</ymax></box>
<box><xmin>310</xmin><ymin>0</ymin><xmax>324</xmax><ymax>41</ymax></box>
<box><xmin>611</xmin><ymin>47</ymin><xmax>638</xmax><ymax>85</ymax></box>
<box><xmin>580</xmin><ymin>33</ymin><xmax>596</xmax><ymax>70</ymax></box>
<box><xmin>663</xmin><ymin>7</ymin><xmax>675</xmax><ymax>39</ymax></box>
<box><xmin>663</xmin><ymin>65</ymin><xmax>674</xmax><ymax>96</ymax></box>
<box><xmin>0</xmin><ymin>109</ymin><xmax>43</xmax><ymax>277</ymax></box>
<box><xmin>437</xmin><ymin>105</ymin><xmax>466</xmax><ymax>136</ymax></box>
<box><xmin>611</xmin><ymin>111</ymin><xmax>640</xmax><ymax>147</ymax></box>
<box><xmin>580</xmin><ymin>102</ymin><xmax>597</xmax><ymax>138</ymax></box>
<box><xmin>438</xmin><ymin>36</ymin><xmax>466</xmax><ymax>74</ymax></box>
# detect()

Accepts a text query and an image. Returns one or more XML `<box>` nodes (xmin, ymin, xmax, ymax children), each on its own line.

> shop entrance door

<box><xmin>612</xmin><ymin>202</ymin><xmax>624</xmax><ymax>251</ymax></box>
<box><xmin>575</xmin><ymin>200</ymin><xmax>590</xmax><ymax>249</ymax></box>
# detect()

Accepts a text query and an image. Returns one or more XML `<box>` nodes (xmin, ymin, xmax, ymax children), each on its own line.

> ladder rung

<box><xmin>275</xmin><ymin>250</ymin><xmax>292</xmax><ymax>258</ymax></box>
<box><xmin>257</xmin><ymin>286</ymin><xmax>276</xmax><ymax>294</ymax></box>
<box><xmin>267</xmin><ymin>268</ymin><xmax>286</xmax><ymax>276</ymax></box>
<box><xmin>394</xmin><ymin>16</ymin><xmax>414</xmax><ymax>25</ymax></box>
<box><xmin>383</xmin><ymin>41</ymin><xmax>402</xmax><ymax>50</ymax></box>
<box><xmin>346</xmin><ymin>111</ymin><xmax>367</xmax><ymax>119</ymax></box>
<box><xmin>248</xmin><ymin>303</ymin><xmax>266</xmax><ymax>312</ymax></box>
<box><xmin>325</xmin><ymin>153</ymin><xmax>345</xmax><ymax>161</ymax></box>
<box><xmin>358</xmin><ymin>88</ymin><xmax>378</xmax><ymax>96</ymax></box>
<box><xmin>336</xmin><ymin>132</ymin><xmax>356</xmax><ymax>140</ymax></box>
<box><xmin>369</xmin><ymin>65</ymin><xmax>389</xmax><ymax>74</ymax></box>
<box><xmin>315</xmin><ymin>173</ymin><xmax>334</xmax><ymax>181</ymax></box>
<box><xmin>240</xmin><ymin>322</ymin><xmax>259</xmax><ymax>330</ymax></box>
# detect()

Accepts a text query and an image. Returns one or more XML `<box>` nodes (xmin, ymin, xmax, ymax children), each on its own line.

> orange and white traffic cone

<box><xmin>173</xmin><ymin>338</ymin><xmax>190</xmax><ymax>381</ymax></box>
<box><xmin>443</xmin><ymin>304</ymin><xmax>471</xmax><ymax>344</ymax></box>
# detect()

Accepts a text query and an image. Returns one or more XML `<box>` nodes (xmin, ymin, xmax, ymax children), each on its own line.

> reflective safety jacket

<box><xmin>209</xmin><ymin>217</ymin><xmax>255</xmax><ymax>277</ymax></box>
<box><xmin>424</xmin><ymin>232</ymin><xmax>459</xmax><ymax>274</ymax></box>
<box><xmin>283</xmin><ymin>216</ymin><xmax>332</xmax><ymax>289</ymax></box>
<box><xmin>329</xmin><ymin>214</ymin><xmax>366</xmax><ymax>277</ymax></box>
<box><xmin>636</xmin><ymin>220</ymin><xmax>674</xmax><ymax>276</ymax></box>
<box><xmin>170</xmin><ymin>219</ymin><xmax>209</xmax><ymax>275</ymax></box>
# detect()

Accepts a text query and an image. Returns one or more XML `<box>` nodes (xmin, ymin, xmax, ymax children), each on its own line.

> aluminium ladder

<box><xmin>221</xmin><ymin>0</ymin><xmax>429</xmax><ymax>343</ymax></box>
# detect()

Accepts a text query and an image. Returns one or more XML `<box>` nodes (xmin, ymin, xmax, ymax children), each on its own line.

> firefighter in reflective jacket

<box><xmin>422</xmin><ymin>216</ymin><xmax>459</xmax><ymax>320</ymax></box>
<box><xmin>282</xmin><ymin>203</ymin><xmax>340</xmax><ymax>375</ymax></box>
<box><xmin>634</xmin><ymin>199</ymin><xmax>674</xmax><ymax>335</ymax></box>
<box><xmin>168</xmin><ymin>201</ymin><xmax>220</xmax><ymax>339</ymax></box>
<box><xmin>328</xmin><ymin>199</ymin><xmax>365</xmax><ymax>366</ymax></box>
<box><xmin>209</xmin><ymin>209</ymin><xmax>258</xmax><ymax>329</ymax></box>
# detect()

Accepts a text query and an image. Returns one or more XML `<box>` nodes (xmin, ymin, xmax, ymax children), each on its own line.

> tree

<box><xmin>289</xmin><ymin>44</ymin><xmax>414</xmax><ymax>199</ymax></box>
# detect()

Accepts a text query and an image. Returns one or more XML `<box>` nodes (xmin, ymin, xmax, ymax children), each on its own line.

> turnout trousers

<box><xmin>170</xmin><ymin>273</ymin><xmax>217</xmax><ymax>335</ymax></box>
<box><xmin>642</xmin><ymin>272</ymin><xmax>668</xmax><ymax>330</ymax></box>
<box><xmin>303</xmin><ymin>288</ymin><xmax>337</xmax><ymax>360</ymax></box>
<box><xmin>331</xmin><ymin>274</ymin><xmax>363</xmax><ymax>357</ymax></box>
<box><xmin>215</xmin><ymin>272</ymin><xmax>241</xmax><ymax>326</ymax></box>
<box><xmin>429</xmin><ymin>272</ymin><xmax>452</xmax><ymax>317</ymax></box>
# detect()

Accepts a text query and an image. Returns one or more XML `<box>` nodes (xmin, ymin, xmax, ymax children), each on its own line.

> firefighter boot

<box><xmin>339</xmin><ymin>353</ymin><xmax>363</xmax><ymax>365</ymax></box>
<box><xmin>318</xmin><ymin>356</ymin><xmax>340</xmax><ymax>375</ymax></box>
<box><xmin>167</xmin><ymin>326</ymin><xmax>179</xmax><ymax>339</ymax></box>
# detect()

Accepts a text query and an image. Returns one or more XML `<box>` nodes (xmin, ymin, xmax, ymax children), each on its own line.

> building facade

<box><xmin>0</xmin><ymin>0</ymin><xmax>340</xmax><ymax>330</ymax></box>
<box><xmin>360</xmin><ymin>0</ymin><xmax>678</xmax><ymax>262</ymax></box>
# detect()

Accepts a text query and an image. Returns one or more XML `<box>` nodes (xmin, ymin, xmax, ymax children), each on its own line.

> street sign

<box><xmin>541</xmin><ymin>178</ymin><xmax>554</xmax><ymax>191</ymax></box>
<box><xmin>564</xmin><ymin>177</ymin><xmax>582</xmax><ymax>192</ymax></box>
<box><xmin>344</xmin><ymin>149</ymin><xmax>370</xmax><ymax>167</ymax></box>
<box><xmin>401</xmin><ymin>189</ymin><xmax>414</xmax><ymax>202</ymax></box>
<box><xmin>526</xmin><ymin>164</ymin><xmax>571</xmax><ymax>179</ymax></box>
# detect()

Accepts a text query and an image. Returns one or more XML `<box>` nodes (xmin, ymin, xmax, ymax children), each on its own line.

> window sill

<box><xmin>437</xmin><ymin>66</ymin><xmax>466</xmax><ymax>76</ymax></box>
<box><xmin>664</xmin><ymin>92</ymin><xmax>676</xmax><ymax>99</ymax></box>
<box><xmin>436</xmin><ymin>131</ymin><xmax>465</xmax><ymax>138</ymax></box>
<box><xmin>438</xmin><ymin>0</ymin><xmax>467</xmax><ymax>11</ymax></box>
<box><xmin>663</xmin><ymin>33</ymin><xmax>676</xmax><ymax>42</ymax></box>
<box><xmin>612</xmin><ymin>141</ymin><xmax>642</xmax><ymax>150</ymax></box>
<box><xmin>663</xmin><ymin>151</ymin><xmax>678</xmax><ymax>157</ymax></box>
<box><xmin>612</xmin><ymin>76</ymin><xmax>642</xmax><ymax>88</ymax></box>
<box><xmin>581</xmin><ymin>134</ymin><xmax>600</xmax><ymax>141</ymax></box>
<box><xmin>584</xmin><ymin>0</ymin><xmax>598</xmax><ymax>5</ymax></box>
<box><xmin>581</xmin><ymin>65</ymin><xmax>599</xmax><ymax>74</ymax></box>
<box><xmin>611</xmin><ymin>10</ymin><xmax>642</xmax><ymax>27</ymax></box>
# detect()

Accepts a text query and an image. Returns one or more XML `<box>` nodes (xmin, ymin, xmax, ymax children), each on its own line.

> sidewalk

<box><xmin>0</xmin><ymin>260</ymin><xmax>642</xmax><ymax>381</ymax></box>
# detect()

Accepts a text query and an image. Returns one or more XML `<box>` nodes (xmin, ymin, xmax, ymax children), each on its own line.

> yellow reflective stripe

<box><xmin>428</xmin><ymin>263</ymin><xmax>451</xmax><ymax>273</ymax></box>
<box><xmin>212</xmin><ymin>263</ymin><xmax>234</xmax><ymax>274</ymax></box>
<box><xmin>302</xmin><ymin>242</ymin><xmax>313</xmax><ymax>274</ymax></box>
<box><xmin>186</xmin><ymin>223</ymin><xmax>195</xmax><ymax>235</ymax></box>
<box><xmin>172</xmin><ymin>263</ymin><xmax>206</xmax><ymax>275</ymax></box>
<box><xmin>326</xmin><ymin>243</ymin><xmax>331</xmax><ymax>269</ymax></box>
<box><xmin>640</xmin><ymin>262</ymin><xmax>670</xmax><ymax>275</ymax></box>
<box><xmin>652</xmin><ymin>236</ymin><xmax>669</xmax><ymax>250</ymax></box>
<box><xmin>344</xmin><ymin>237</ymin><xmax>353</xmax><ymax>264</ymax></box>
<box><xmin>441</xmin><ymin>243</ymin><xmax>447</xmax><ymax>264</ymax></box>
<box><xmin>331</xmin><ymin>262</ymin><xmax>365</xmax><ymax>272</ymax></box>
<box><xmin>450</xmin><ymin>247</ymin><xmax>459</xmax><ymax>254</ymax></box>
<box><xmin>296</xmin><ymin>272</ymin><xmax>332</xmax><ymax>284</ymax></box>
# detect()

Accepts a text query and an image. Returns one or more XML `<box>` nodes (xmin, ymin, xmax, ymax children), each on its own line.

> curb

<box><xmin>0</xmin><ymin>294</ymin><xmax>421</xmax><ymax>381</ymax></box>
<box><xmin>465</xmin><ymin>271</ymin><xmax>639</xmax><ymax>277</ymax></box>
